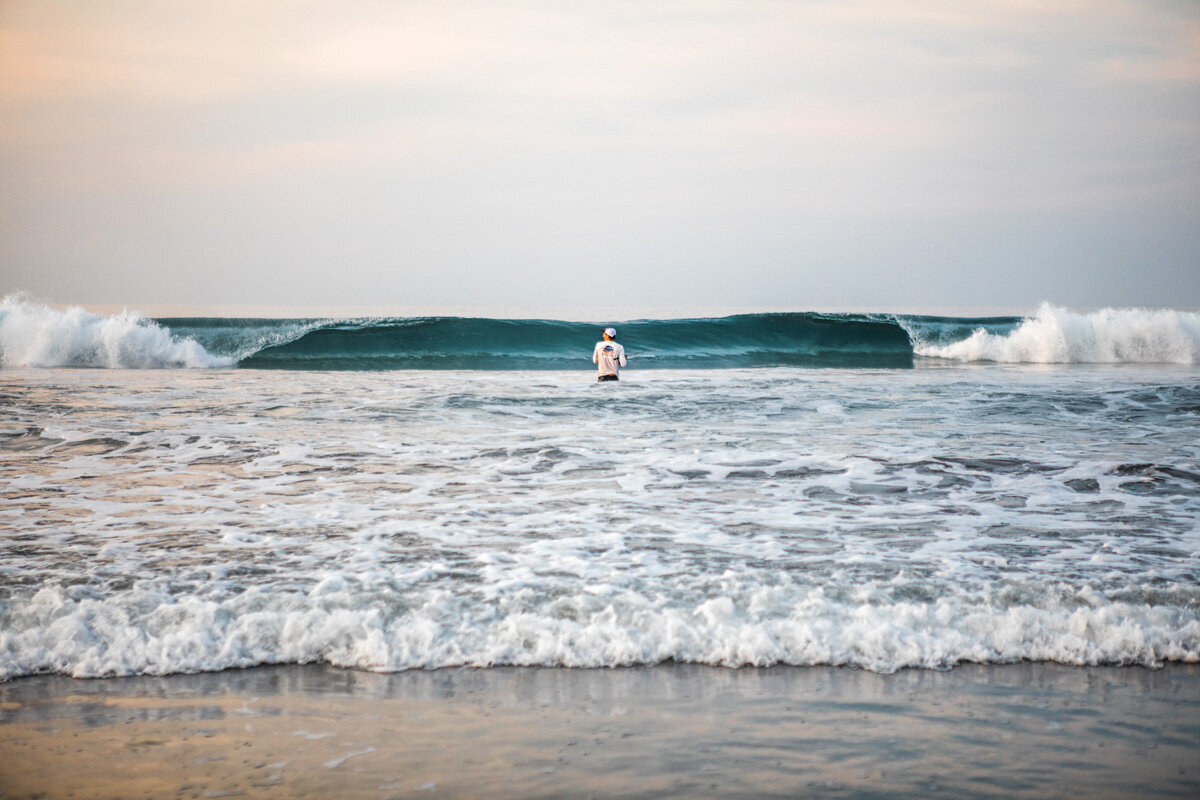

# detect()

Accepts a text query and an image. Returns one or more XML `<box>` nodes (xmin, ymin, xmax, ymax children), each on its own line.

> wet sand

<box><xmin>1</xmin><ymin>663</ymin><xmax>1197</xmax><ymax>799</ymax></box>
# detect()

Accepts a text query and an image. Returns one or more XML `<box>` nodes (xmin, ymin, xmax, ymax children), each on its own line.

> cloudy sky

<box><xmin>2</xmin><ymin>0</ymin><xmax>1198</xmax><ymax>311</ymax></box>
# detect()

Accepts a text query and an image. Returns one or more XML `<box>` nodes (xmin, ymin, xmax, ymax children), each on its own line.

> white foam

<box><xmin>916</xmin><ymin>303</ymin><xmax>1200</xmax><ymax>364</ymax></box>
<box><xmin>0</xmin><ymin>295</ymin><xmax>231</xmax><ymax>368</ymax></box>
<box><xmin>2</xmin><ymin>366</ymin><xmax>1197</xmax><ymax>679</ymax></box>
<box><xmin>0</xmin><ymin>583</ymin><xmax>1196</xmax><ymax>679</ymax></box>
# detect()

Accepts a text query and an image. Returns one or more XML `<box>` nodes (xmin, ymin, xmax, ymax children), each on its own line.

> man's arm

<box><xmin>592</xmin><ymin>343</ymin><xmax>599</xmax><ymax>365</ymax></box>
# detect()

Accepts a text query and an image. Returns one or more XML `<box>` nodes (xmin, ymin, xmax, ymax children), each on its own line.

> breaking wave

<box><xmin>3</xmin><ymin>582</ymin><xmax>1196</xmax><ymax>679</ymax></box>
<box><xmin>913</xmin><ymin>303</ymin><xmax>1200</xmax><ymax>364</ymax></box>
<box><xmin>3</xmin><ymin>294</ymin><xmax>1197</xmax><ymax>370</ymax></box>
<box><xmin>0</xmin><ymin>295</ymin><xmax>230</xmax><ymax>369</ymax></box>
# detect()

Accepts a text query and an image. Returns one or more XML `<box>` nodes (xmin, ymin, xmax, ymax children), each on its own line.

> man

<box><xmin>592</xmin><ymin>327</ymin><xmax>627</xmax><ymax>382</ymax></box>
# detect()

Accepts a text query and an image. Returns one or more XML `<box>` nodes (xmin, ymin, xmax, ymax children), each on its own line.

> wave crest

<box><xmin>914</xmin><ymin>304</ymin><xmax>1200</xmax><ymax>364</ymax></box>
<box><xmin>0</xmin><ymin>295</ymin><xmax>230</xmax><ymax>369</ymax></box>
<box><xmin>2</xmin><ymin>584</ymin><xmax>1195</xmax><ymax>679</ymax></box>
<box><xmin>5</xmin><ymin>295</ymin><xmax>1198</xmax><ymax>370</ymax></box>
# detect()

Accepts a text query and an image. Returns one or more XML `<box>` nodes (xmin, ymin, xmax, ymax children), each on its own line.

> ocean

<box><xmin>1</xmin><ymin>295</ymin><xmax>1198</xmax><ymax>680</ymax></box>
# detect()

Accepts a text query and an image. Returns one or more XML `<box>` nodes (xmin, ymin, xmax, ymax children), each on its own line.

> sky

<box><xmin>1</xmin><ymin>0</ymin><xmax>1198</xmax><ymax>312</ymax></box>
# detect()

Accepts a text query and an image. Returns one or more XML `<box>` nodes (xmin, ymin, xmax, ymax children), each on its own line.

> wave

<box><xmin>153</xmin><ymin>306</ymin><xmax>1200</xmax><ymax>369</ymax></box>
<box><xmin>913</xmin><ymin>303</ymin><xmax>1200</xmax><ymax>364</ymax></box>
<box><xmin>0</xmin><ymin>295</ymin><xmax>230</xmax><ymax>369</ymax></box>
<box><xmin>3</xmin><ymin>583</ymin><xmax>1195</xmax><ymax>679</ymax></box>
<box><xmin>4</xmin><ymin>295</ymin><xmax>1198</xmax><ymax>370</ymax></box>
<box><xmin>222</xmin><ymin>313</ymin><xmax>920</xmax><ymax>370</ymax></box>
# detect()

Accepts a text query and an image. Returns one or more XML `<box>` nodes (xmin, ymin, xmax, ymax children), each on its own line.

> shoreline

<box><xmin>2</xmin><ymin>662</ymin><xmax>1197</xmax><ymax>799</ymax></box>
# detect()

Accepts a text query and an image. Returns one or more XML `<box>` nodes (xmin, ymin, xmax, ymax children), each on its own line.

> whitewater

<box><xmin>2</xmin><ymin>295</ymin><xmax>1199</xmax><ymax>370</ymax></box>
<box><xmin>1</xmin><ymin>296</ymin><xmax>1199</xmax><ymax>680</ymax></box>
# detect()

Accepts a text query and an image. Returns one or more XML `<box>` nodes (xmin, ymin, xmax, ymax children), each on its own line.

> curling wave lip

<box><xmin>4</xmin><ymin>294</ymin><xmax>1198</xmax><ymax>370</ymax></box>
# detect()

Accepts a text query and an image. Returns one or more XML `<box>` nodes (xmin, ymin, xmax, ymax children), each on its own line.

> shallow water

<box><xmin>2</xmin><ymin>663</ymin><xmax>1198</xmax><ymax>799</ymax></box>
<box><xmin>2</xmin><ymin>365</ymin><xmax>1199</xmax><ymax>677</ymax></box>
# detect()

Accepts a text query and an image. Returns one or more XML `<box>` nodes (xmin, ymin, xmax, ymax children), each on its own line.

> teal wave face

<box><xmin>155</xmin><ymin>313</ymin><xmax>1024</xmax><ymax>371</ymax></box>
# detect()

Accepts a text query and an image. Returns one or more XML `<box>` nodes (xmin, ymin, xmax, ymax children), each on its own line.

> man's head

<box><xmin>603</xmin><ymin>327</ymin><xmax>616</xmax><ymax>341</ymax></box>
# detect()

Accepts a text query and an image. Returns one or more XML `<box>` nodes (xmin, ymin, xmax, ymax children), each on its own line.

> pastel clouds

<box><xmin>2</xmin><ymin>0</ymin><xmax>1197</xmax><ymax>308</ymax></box>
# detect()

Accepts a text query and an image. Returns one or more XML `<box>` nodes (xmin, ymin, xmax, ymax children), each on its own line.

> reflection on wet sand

<box><xmin>2</xmin><ymin>663</ymin><xmax>1197</xmax><ymax>799</ymax></box>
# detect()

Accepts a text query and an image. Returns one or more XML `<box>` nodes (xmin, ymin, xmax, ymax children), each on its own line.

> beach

<box><xmin>2</xmin><ymin>303</ymin><xmax>1199</xmax><ymax>797</ymax></box>
<box><xmin>6</xmin><ymin>0</ymin><xmax>1200</xmax><ymax>793</ymax></box>
<box><xmin>3</xmin><ymin>663</ymin><xmax>1198</xmax><ymax>799</ymax></box>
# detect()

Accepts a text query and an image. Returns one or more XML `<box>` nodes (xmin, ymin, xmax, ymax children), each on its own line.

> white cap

<box><xmin>604</xmin><ymin>327</ymin><xmax>617</xmax><ymax>338</ymax></box>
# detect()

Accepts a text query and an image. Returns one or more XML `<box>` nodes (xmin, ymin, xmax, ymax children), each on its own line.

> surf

<box><xmin>4</xmin><ymin>294</ymin><xmax>1199</xmax><ymax>370</ymax></box>
<box><xmin>911</xmin><ymin>303</ymin><xmax>1200</xmax><ymax>364</ymax></box>
<box><xmin>0</xmin><ymin>295</ymin><xmax>232</xmax><ymax>369</ymax></box>
<box><xmin>223</xmin><ymin>313</ymin><xmax>919</xmax><ymax>370</ymax></box>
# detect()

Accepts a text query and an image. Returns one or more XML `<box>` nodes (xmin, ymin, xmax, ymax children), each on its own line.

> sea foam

<box><xmin>2</xmin><ymin>583</ymin><xmax>1196</xmax><ymax>679</ymax></box>
<box><xmin>2</xmin><ymin>364</ymin><xmax>1198</xmax><ymax>680</ymax></box>
<box><xmin>0</xmin><ymin>295</ymin><xmax>229</xmax><ymax>368</ymax></box>
<box><xmin>914</xmin><ymin>303</ymin><xmax>1200</xmax><ymax>364</ymax></box>
<box><xmin>7</xmin><ymin>293</ymin><xmax>1197</xmax><ymax>370</ymax></box>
